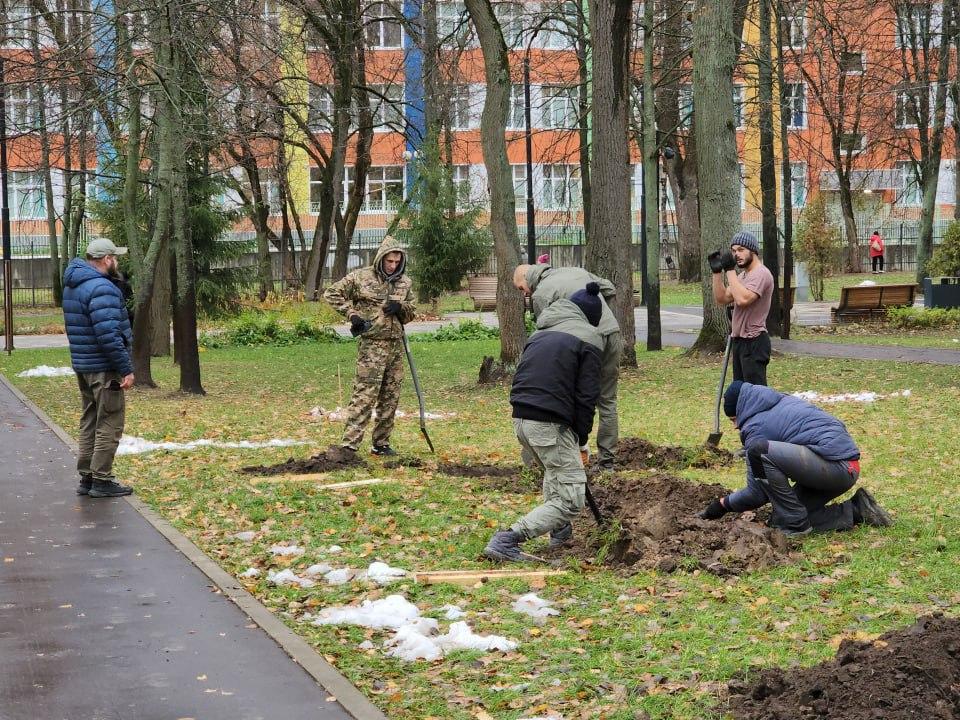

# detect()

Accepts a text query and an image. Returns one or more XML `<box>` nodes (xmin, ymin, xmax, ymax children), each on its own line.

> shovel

<box><xmin>401</xmin><ymin>327</ymin><xmax>435</xmax><ymax>453</ymax></box>
<box><xmin>706</xmin><ymin>306</ymin><xmax>734</xmax><ymax>447</ymax></box>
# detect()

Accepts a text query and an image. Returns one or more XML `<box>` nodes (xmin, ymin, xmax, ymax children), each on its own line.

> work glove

<box><xmin>579</xmin><ymin>445</ymin><xmax>590</xmax><ymax>465</ymax></box>
<box><xmin>708</xmin><ymin>251</ymin><xmax>724</xmax><ymax>274</ymax></box>
<box><xmin>382</xmin><ymin>300</ymin><xmax>402</xmax><ymax>317</ymax></box>
<box><xmin>720</xmin><ymin>249</ymin><xmax>736</xmax><ymax>271</ymax></box>
<box><xmin>349</xmin><ymin>314</ymin><xmax>372</xmax><ymax>337</ymax></box>
<box><xmin>698</xmin><ymin>497</ymin><xmax>730</xmax><ymax>521</ymax></box>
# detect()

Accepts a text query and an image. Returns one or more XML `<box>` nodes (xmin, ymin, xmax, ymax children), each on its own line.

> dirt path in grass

<box><xmin>727</xmin><ymin>614</ymin><xmax>960</xmax><ymax>719</ymax></box>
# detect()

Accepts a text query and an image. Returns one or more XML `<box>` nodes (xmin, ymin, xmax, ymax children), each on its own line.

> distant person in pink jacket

<box><xmin>869</xmin><ymin>231</ymin><xmax>884</xmax><ymax>274</ymax></box>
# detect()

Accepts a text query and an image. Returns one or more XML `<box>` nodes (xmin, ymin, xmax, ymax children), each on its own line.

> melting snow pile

<box><xmin>310</xmin><ymin>594</ymin><xmax>518</xmax><ymax>662</ymax></box>
<box><xmin>322</xmin><ymin>561</ymin><xmax>408</xmax><ymax>586</ymax></box>
<box><xmin>117</xmin><ymin>435</ymin><xmax>306</xmax><ymax>455</ymax></box>
<box><xmin>17</xmin><ymin>365</ymin><xmax>75</xmax><ymax>378</ymax></box>
<box><xmin>238</xmin><ymin>567</ymin><xmax>261</xmax><ymax>578</ymax></box>
<box><xmin>269</xmin><ymin>544</ymin><xmax>305</xmax><ymax>557</ymax></box>
<box><xmin>792</xmin><ymin>389</ymin><xmax>911</xmax><ymax>404</ymax></box>
<box><xmin>512</xmin><ymin>593</ymin><xmax>560</xmax><ymax>619</ymax></box>
<box><xmin>267</xmin><ymin>568</ymin><xmax>315</xmax><ymax>588</ymax></box>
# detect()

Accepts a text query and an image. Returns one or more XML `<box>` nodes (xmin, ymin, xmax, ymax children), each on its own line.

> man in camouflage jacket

<box><xmin>324</xmin><ymin>236</ymin><xmax>416</xmax><ymax>456</ymax></box>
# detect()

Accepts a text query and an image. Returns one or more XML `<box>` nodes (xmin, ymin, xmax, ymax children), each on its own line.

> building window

<box><xmin>895</xmin><ymin>89</ymin><xmax>920</xmax><ymax>129</ymax></box>
<box><xmin>437</xmin><ymin>1</ymin><xmax>471</xmax><ymax>45</ymax></box>
<box><xmin>309</xmin><ymin>166</ymin><xmax>324</xmax><ymax>213</ymax></box>
<box><xmin>11</xmin><ymin>171</ymin><xmax>46</xmax><ymax>219</ymax></box>
<box><xmin>346</xmin><ymin>165</ymin><xmax>404</xmax><ymax>213</ymax></box>
<box><xmin>6</xmin><ymin>84</ymin><xmax>37</xmax><ymax>130</ymax></box>
<box><xmin>449</xmin><ymin>84</ymin><xmax>472</xmax><ymax>130</ymax></box>
<box><xmin>840</xmin><ymin>51</ymin><xmax>864</xmax><ymax>74</ymax></box>
<box><xmin>779</xmin><ymin>4</ymin><xmax>805</xmax><ymax>48</ymax></box>
<box><xmin>508</xmin><ymin>84</ymin><xmax>526</xmax><ymax>130</ymax></box>
<box><xmin>369</xmin><ymin>83</ymin><xmax>404</xmax><ymax>129</ymax></box>
<box><xmin>541</xmin><ymin>85</ymin><xmax>578</xmax><ymax>129</ymax></box>
<box><xmin>512</xmin><ymin>164</ymin><xmax>528</xmax><ymax>205</ymax></box>
<box><xmin>839</xmin><ymin>131</ymin><xmax>865</xmax><ymax>154</ymax></box>
<box><xmin>308</xmin><ymin>84</ymin><xmax>333</xmax><ymax>131</ymax></box>
<box><xmin>541</xmin><ymin>1</ymin><xmax>577</xmax><ymax>49</ymax></box>
<box><xmin>896</xmin><ymin>2</ymin><xmax>942</xmax><ymax>48</ymax></box>
<box><xmin>259</xmin><ymin>172</ymin><xmax>282</xmax><ymax>216</ymax></box>
<box><xmin>898</xmin><ymin>161</ymin><xmax>921</xmax><ymax>206</ymax></box>
<box><xmin>4</xmin><ymin>2</ymin><xmax>32</xmax><ymax>46</ymax></box>
<box><xmin>784</xmin><ymin>82</ymin><xmax>805</xmax><ymax>128</ymax></box>
<box><xmin>542</xmin><ymin>164</ymin><xmax>581</xmax><ymax>210</ymax></box>
<box><xmin>733</xmin><ymin>85</ymin><xmax>744</xmax><ymax>128</ymax></box>
<box><xmin>679</xmin><ymin>83</ymin><xmax>693</xmax><ymax>128</ymax></box>
<box><xmin>790</xmin><ymin>162</ymin><xmax>807</xmax><ymax>207</ymax></box>
<box><xmin>452</xmin><ymin>165</ymin><xmax>471</xmax><ymax>208</ymax></box>
<box><xmin>495</xmin><ymin>2</ymin><xmax>523</xmax><ymax>47</ymax></box>
<box><xmin>366</xmin><ymin>2</ymin><xmax>402</xmax><ymax>48</ymax></box>
<box><xmin>262</xmin><ymin>0</ymin><xmax>280</xmax><ymax>27</ymax></box>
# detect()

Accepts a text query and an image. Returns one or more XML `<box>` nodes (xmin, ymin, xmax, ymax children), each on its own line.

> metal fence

<box><xmin>3</xmin><ymin>219</ymin><xmax>953</xmax><ymax>308</ymax></box>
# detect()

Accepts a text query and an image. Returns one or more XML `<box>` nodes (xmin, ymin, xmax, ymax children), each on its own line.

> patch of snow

<box><xmin>238</xmin><ymin>567</ymin><xmax>261</xmax><ymax>578</ymax></box>
<box><xmin>857</xmin><ymin>280</ymin><xmax>877</xmax><ymax>286</ymax></box>
<box><xmin>512</xmin><ymin>593</ymin><xmax>560</xmax><ymax>619</ymax></box>
<box><xmin>518</xmin><ymin>715</ymin><xmax>563</xmax><ymax>720</ymax></box>
<box><xmin>365</xmin><ymin>561</ymin><xmax>408</xmax><ymax>585</ymax></box>
<box><xmin>231</xmin><ymin>530</ymin><xmax>257</xmax><ymax>541</ymax></box>
<box><xmin>435</xmin><ymin>621</ymin><xmax>518</xmax><ymax>653</ymax></box>
<box><xmin>792</xmin><ymin>389</ymin><xmax>912</xmax><ymax>404</ymax></box>
<box><xmin>440</xmin><ymin>604</ymin><xmax>466</xmax><ymax>620</ymax></box>
<box><xmin>324</xmin><ymin>568</ymin><xmax>355</xmax><ymax>585</ymax></box>
<box><xmin>117</xmin><ymin>435</ymin><xmax>306</xmax><ymax>456</ymax></box>
<box><xmin>358</xmin><ymin>640</ymin><xmax>375</xmax><ymax>650</ymax></box>
<box><xmin>267</xmin><ymin>568</ymin><xmax>315</xmax><ymax>588</ymax></box>
<box><xmin>269</xmin><ymin>544</ymin><xmax>305</xmax><ymax>557</ymax></box>
<box><xmin>312</xmin><ymin>594</ymin><xmax>422</xmax><ymax>630</ymax></box>
<box><xmin>17</xmin><ymin>365</ymin><xmax>74</xmax><ymax>378</ymax></box>
<box><xmin>326</xmin><ymin>545</ymin><xmax>343</xmax><ymax>554</ymax></box>
<box><xmin>385</xmin><ymin>623</ymin><xmax>444</xmax><ymax>661</ymax></box>
<box><xmin>304</xmin><ymin>563</ymin><xmax>333</xmax><ymax>577</ymax></box>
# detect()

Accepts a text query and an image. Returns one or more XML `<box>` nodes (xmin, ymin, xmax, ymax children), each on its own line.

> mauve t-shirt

<box><xmin>731</xmin><ymin>264</ymin><xmax>774</xmax><ymax>338</ymax></box>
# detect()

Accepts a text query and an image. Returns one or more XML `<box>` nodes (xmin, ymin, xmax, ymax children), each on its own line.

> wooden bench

<box><xmin>467</xmin><ymin>275</ymin><xmax>498</xmax><ymax>311</ymax></box>
<box><xmin>830</xmin><ymin>283</ymin><xmax>917</xmax><ymax>323</ymax></box>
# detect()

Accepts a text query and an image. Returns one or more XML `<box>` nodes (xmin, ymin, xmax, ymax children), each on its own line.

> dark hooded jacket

<box><xmin>510</xmin><ymin>299</ymin><xmax>603</xmax><ymax>445</ymax></box>
<box><xmin>62</xmin><ymin>258</ymin><xmax>133</xmax><ymax>376</ymax></box>
<box><xmin>735</xmin><ymin>384</ymin><xmax>860</xmax><ymax>460</ymax></box>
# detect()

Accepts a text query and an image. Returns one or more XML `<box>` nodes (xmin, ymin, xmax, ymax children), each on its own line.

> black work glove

<box><xmin>349</xmin><ymin>314</ymin><xmax>372</xmax><ymax>337</ymax></box>
<box><xmin>382</xmin><ymin>300</ymin><xmax>402</xmax><ymax>317</ymax></box>
<box><xmin>708</xmin><ymin>251</ymin><xmax>724</xmax><ymax>274</ymax></box>
<box><xmin>720</xmin><ymin>249</ymin><xmax>736</xmax><ymax>272</ymax></box>
<box><xmin>698</xmin><ymin>497</ymin><xmax>731</xmax><ymax>520</ymax></box>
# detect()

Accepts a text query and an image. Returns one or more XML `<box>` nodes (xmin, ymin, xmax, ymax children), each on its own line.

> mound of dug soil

<box><xmin>727</xmin><ymin>614</ymin><xmax>960</xmax><ymax>720</ymax></box>
<box><xmin>242</xmin><ymin>447</ymin><xmax>367</xmax><ymax>475</ymax></box>
<box><xmin>570</xmin><ymin>474</ymin><xmax>793</xmax><ymax>576</ymax></box>
<box><xmin>437</xmin><ymin>462</ymin><xmax>540</xmax><ymax>493</ymax></box>
<box><xmin>608</xmin><ymin>437</ymin><xmax>736</xmax><ymax>472</ymax></box>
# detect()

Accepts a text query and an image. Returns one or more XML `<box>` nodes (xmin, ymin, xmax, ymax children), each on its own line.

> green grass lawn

<box><xmin>1</xmin><ymin>307</ymin><xmax>65</xmax><ymax>335</ymax></box>
<box><xmin>2</xmin><ymin>342</ymin><xmax>957</xmax><ymax>719</ymax></box>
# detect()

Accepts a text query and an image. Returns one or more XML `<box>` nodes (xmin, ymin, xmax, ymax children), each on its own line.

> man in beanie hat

<box><xmin>484</xmin><ymin>284</ymin><xmax>604</xmax><ymax>561</ymax></box>
<box><xmin>698</xmin><ymin>382</ymin><xmax>893</xmax><ymax>536</ymax></box>
<box><xmin>708</xmin><ymin>230</ymin><xmax>774</xmax><ymax>385</ymax></box>
<box><xmin>513</xmin><ymin>263</ymin><xmax>622</xmax><ymax>469</ymax></box>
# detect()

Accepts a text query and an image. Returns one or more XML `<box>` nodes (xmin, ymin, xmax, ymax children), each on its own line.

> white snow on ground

<box><xmin>267</xmin><ymin>568</ymin><xmax>315</xmax><ymax>588</ymax></box>
<box><xmin>304</xmin><ymin>563</ymin><xmax>333</xmax><ymax>577</ymax></box>
<box><xmin>326</xmin><ymin>545</ymin><xmax>343</xmax><ymax>554</ymax></box>
<box><xmin>231</xmin><ymin>530</ymin><xmax>257</xmax><ymax>541</ymax></box>
<box><xmin>238</xmin><ymin>567</ymin><xmax>261</xmax><ymax>578</ymax></box>
<box><xmin>269</xmin><ymin>544</ymin><xmax>305</xmax><ymax>557</ymax></box>
<box><xmin>117</xmin><ymin>435</ymin><xmax>306</xmax><ymax>455</ymax></box>
<box><xmin>310</xmin><ymin>406</ymin><xmax>457</xmax><ymax>421</ymax></box>
<box><xmin>365</xmin><ymin>561</ymin><xmax>408</xmax><ymax>584</ymax></box>
<box><xmin>512</xmin><ymin>593</ymin><xmax>560</xmax><ymax>618</ymax></box>
<box><xmin>324</xmin><ymin>568</ymin><xmax>355</xmax><ymax>585</ymax></box>
<box><xmin>792</xmin><ymin>389</ymin><xmax>912</xmax><ymax>404</ymax></box>
<box><xmin>439</xmin><ymin>604</ymin><xmax>466</xmax><ymax>620</ymax></box>
<box><xmin>310</xmin><ymin>594</ymin><xmax>519</xmax><ymax>662</ymax></box>
<box><xmin>518</xmin><ymin>715</ymin><xmax>563</xmax><ymax>720</ymax></box>
<box><xmin>17</xmin><ymin>365</ymin><xmax>75</xmax><ymax>377</ymax></box>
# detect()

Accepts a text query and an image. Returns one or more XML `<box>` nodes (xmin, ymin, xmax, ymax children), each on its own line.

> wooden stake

<box><xmin>251</xmin><ymin>475</ymin><xmax>391</xmax><ymax>490</ymax></box>
<box><xmin>412</xmin><ymin>568</ymin><xmax>566</xmax><ymax>588</ymax></box>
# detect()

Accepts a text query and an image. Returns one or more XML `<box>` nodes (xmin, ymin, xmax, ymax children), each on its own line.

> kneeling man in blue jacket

<box><xmin>699</xmin><ymin>381</ymin><xmax>892</xmax><ymax>536</ymax></box>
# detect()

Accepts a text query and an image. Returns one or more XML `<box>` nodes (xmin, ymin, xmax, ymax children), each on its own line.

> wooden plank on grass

<box><xmin>251</xmin><ymin>475</ymin><xmax>391</xmax><ymax>490</ymax></box>
<box><xmin>413</xmin><ymin>568</ymin><xmax>567</xmax><ymax>588</ymax></box>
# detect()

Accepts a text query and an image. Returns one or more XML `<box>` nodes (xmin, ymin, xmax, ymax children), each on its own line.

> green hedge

<box><xmin>887</xmin><ymin>306</ymin><xmax>960</xmax><ymax>329</ymax></box>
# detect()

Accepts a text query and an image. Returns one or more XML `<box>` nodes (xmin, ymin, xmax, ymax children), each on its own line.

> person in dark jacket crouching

<box><xmin>484</xmin><ymin>284</ymin><xmax>604</xmax><ymax>562</ymax></box>
<box><xmin>698</xmin><ymin>381</ymin><xmax>893</xmax><ymax>536</ymax></box>
<box><xmin>62</xmin><ymin>238</ymin><xmax>135</xmax><ymax>499</ymax></box>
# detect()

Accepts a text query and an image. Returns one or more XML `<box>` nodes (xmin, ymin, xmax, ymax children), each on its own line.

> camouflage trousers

<box><xmin>341</xmin><ymin>337</ymin><xmax>404</xmax><ymax>450</ymax></box>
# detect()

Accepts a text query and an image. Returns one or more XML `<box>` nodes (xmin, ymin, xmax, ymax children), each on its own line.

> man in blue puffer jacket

<box><xmin>62</xmin><ymin>238</ymin><xmax>135</xmax><ymax>499</ymax></box>
<box><xmin>698</xmin><ymin>381</ymin><xmax>893</xmax><ymax>536</ymax></box>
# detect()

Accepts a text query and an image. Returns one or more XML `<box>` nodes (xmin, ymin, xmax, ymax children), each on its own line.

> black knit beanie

<box><xmin>570</xmin><ymin>282</ymin><xmax>603</xmax><ymax>327</ymax></box>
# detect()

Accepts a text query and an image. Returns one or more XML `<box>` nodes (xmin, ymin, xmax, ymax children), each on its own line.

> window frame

<box><xmin>366</xmin><ymin>2</ymin><xmax>403</xmax><ymax>49</ymax></box>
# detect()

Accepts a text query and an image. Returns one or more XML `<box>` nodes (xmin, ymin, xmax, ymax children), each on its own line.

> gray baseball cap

<box><xmin>85</xmin><ymin>238</ymin><xmax>128</xmax><ymax>258</ymax></box>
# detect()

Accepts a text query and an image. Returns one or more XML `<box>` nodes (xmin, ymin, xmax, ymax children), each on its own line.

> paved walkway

<box><xmin>0</xmin><ymin>377</ymin><xmax>382</xmax><ymax>720</ymax></box>
<box><xmin>11</xmin><ymin>302</ymin><xmax>960</xmax><ymax>365</ymax></box>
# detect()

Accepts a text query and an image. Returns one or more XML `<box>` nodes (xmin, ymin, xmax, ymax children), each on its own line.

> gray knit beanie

<box><xmin>731</xmin><ymin>230</ymin><xmax>760</xmax><ymax>255</ymax></box>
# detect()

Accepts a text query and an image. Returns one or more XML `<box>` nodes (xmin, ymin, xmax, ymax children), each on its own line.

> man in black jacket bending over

<box><xmin>484</xmin><ymin>283</ymin><xmax>604</xmax><ymax>562</ymax></box>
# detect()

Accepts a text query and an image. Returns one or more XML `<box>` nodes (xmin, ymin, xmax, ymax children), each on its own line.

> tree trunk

<box><xmin>776</xmin><ymin>0</ymin><xmax>793</xmax><ymax>339</ymax></box>
<box><xmin>642</xmin><ymin>0</ymin><xmax>661</xmax><ymax>351</ymax></box>
<box><xmin>691</xmin><ymin>0</ymin><xmax>740</xmax><ymax>353</ymax></box>
<box><xmin>149</xmin><ymin>250</ymin><xmax>171</xmax><ymax>356</ymax></box>
<box><xmin>585</xmin><ymin>0</ymin><xmax>635</xmax><ymax>364</ymax></box>
<box><xmin>32</xmin><ymin>29</ymin><xmax>61</xmax><ymax>304</ymax></box>
<box><xmin>463</xmin><ymin>0</ymin><xmax>525</xmax><ymax>366</ymax></box>
<box><xmin>673</xmin><ymin>167</ymin><xmax>702</xmax><ymax>282</ymax></box>
<box><xmin>838</xmin><ymin>178</ymin><xmax>860</xmax><ymax>273</ymax></box>
<box><xmin>758</xmin><ymin>0</ymin><xmax>780</xmax><ymax>336</ymax></box>
<box><xmin>576</xmin><ymin>8</ymin><xmax>592</xmax><ymax>240</ymax></box>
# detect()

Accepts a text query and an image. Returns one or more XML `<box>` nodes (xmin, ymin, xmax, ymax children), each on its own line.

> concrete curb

<box><xmin>0</xmin><ymin>373</ymin><xmax>389</xmax><ymax>720</ymax></box>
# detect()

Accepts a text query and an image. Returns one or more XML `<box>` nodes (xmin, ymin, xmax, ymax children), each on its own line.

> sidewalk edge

<box><xmin>0</xmin><ymin>373</ymin><xmax>389</xmax><ymax>720</ymax></box>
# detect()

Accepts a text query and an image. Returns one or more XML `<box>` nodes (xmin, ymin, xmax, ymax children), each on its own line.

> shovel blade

<box><xmin>421</xmin><ymin>427</ymin><xmax>435</xmax><ymax>453</ymax></box>
<box><xmin>705</xmin><ymin>431</ymin><xmax>723</xmax><ymax>447</ymax></box>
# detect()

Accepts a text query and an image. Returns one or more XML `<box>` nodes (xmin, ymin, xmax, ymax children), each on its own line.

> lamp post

<box><xmin>1</xmin><ymin>55</ymin><xmax>13</xmax><ymax>354</ymax></box>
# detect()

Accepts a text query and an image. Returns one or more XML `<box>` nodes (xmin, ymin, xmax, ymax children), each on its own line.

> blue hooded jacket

<box><xmin>735</xmin><ymin>384</ymin><xmax>860</xmax><ymax>461</ymax></box>
<box><xmin>62</xmin><ymin>258</ymin><xmax>133</xmax><ymax>376</ymax></box>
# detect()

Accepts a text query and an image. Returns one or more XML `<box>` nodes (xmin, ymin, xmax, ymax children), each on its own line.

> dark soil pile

<box><xmin>437</xmin><ymin>462</ymin><xmax>539</xmax><ymax>493</ymax></box>
<box><xmin>438</xmin><ymin>462</ymin><xmax>522</xmax><ymax>478</ymax></box>
<box><xmin>383</xmin><ymin>456</ymin><xmax>425</xmax><ymax>469</ymax></box>
<box><xmin>608</xmin><ymin>437</ymin><xmax>736</xmax><ymax>472</ymax></box>
<box><xmin>242</xmin><ymin>447</ymin><xmax>367</xmax><ymax>475</ymax></box>
<box><xmin>559</xmin><ymin>473</ymin><xmax>793</xmax><ymax>576</ymax></box>
<box><xmin>727</xmin><ymin>614</ymin><xmax>960</xmax><ymax>720</ymax></box>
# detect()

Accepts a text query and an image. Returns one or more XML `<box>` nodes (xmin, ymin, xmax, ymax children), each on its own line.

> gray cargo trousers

<box><xmin>596</xmin><ymin>331</ymin><xmax>622</xmax><ymax>465</ymax></box>
<box><xmin>511</xmin><ymin>419</ymin><xmax>586</xmax><ymax>540</ymax></box>
<box><xmin>76</xmin><ymin>371</ymin><xmax>126</xmax><ymax>482</ymax></box>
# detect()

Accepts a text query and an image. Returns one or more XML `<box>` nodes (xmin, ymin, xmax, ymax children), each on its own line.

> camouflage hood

<box><xmin>374</xmin><ymin>236</ymin><xmax>407</xmax><ymax>282</ymax></box>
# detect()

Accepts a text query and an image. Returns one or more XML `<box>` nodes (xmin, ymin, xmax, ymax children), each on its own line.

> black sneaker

<box><xmin>371</xmin><ymin>445</ymin><xmax>398</xmax><ymax>457</ymax></box>
<box><xmin>76</xmin><ymin>475</ymin><xmax>93</xmax><ymax>496</ymax></box>
<box><xmin>87</xmin><ymin>479</ymin><xmax>134</xmax><ymax>498</ymax></box>
<box><xmin>852</xmin><ymin>488</ymin><xmax>893</xmax><ymax>527</ymax></box>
